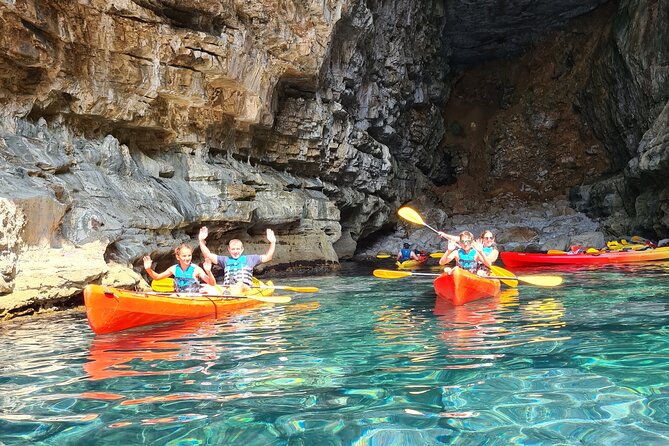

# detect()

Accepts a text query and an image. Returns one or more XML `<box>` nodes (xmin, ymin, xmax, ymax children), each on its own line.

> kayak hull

<box><xmin>500</xmin><ymin>249</ymin><xmax>669</xmax><ymax>267</ymax></box>
<box><xmin>433</xmin><ymin>268</ymin><xmax>501</xmax><ymax>306</ymax></box>
<box><xmin>396</xmin><ymin>257</ymin><xmax>429</xmax><ymax>269</ymax></box>
<box><xmin>84</xmin><ymin>285</ymin><xmax>265</xmax><ymax>334</ymax></box>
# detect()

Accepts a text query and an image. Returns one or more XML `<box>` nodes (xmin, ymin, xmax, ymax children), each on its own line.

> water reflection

<box><xmin>84</xmin><ymin>301</ymin><xmax>321</xmax><ymax>382</ymax></box>
<box><xmin>434</xmin><ymin>288</ymin><xmax>570</xmax><ymax>355</ymax></box>
<box><xmin>84</xmin><ymin>318</ymin><xmax>221</xmax><ymax>381</ymax></box>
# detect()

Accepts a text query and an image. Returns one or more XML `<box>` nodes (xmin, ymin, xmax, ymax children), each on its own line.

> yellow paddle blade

<box><xmin>397</xmin><ymin>207</ymin><xmax>425</xmax><ymax>226</ymax></box>
<box><xmin>430</xmin><ymin>252</ymin><xmax>444</xmax><ymax>258</ymax></box>
<box><xmin>586</xmin><ymin>248</ymin><xmax>601</xmax><ymax>254</ymax></box>
<box><xmin>547</xmin><ymin>250</ymin><xmax>566</xmax><ymax>255</ymax></box>
<box><xmin>373</xmin><ymin>269</ymin><xmax>413</xmax><ymax>279</ymax></box>
<box><xmin>489</xmin><ymin>265</ymin><xmax>518</xmax><ymax>287</ymax></box>
<box><xmin>516</xmin><ymin>275</ymin><xmax>563</xmax><ymax>287</ymax></box>
<box><xmin>377</xmin><ymin>254</ymin><xmax>391</xmax><ymax>259</ymax></box>
<box><xmin>151</xmin><ymin>278</ymin><xmax>175</xmax><ymax>292</ymax></box>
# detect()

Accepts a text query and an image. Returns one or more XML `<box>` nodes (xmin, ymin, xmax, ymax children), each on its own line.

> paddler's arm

<box><xmin>143</xmin><ymin>256</ymin><xmax>174</xmax><ymax>280</ymax></box>
<box><xmin>439</xmin><ymin>241</ymin><xmax>458</xmax><ymax>266</ymax></box>
<box><xmin>437</xmin><ymin>231</ymin><xmax>459</xmax><ymax>242</ymax></box>
<box><xmin>471</xmin><ymin>240</ymin><xmax>489</xmax><ymax>267</ymax></box>
<box><xmin>261</xmin><ymin>228</ymin><xmax>276</xmax><ymax>263</ymax></box>
<box><xmin>198</xmin><ymin>226</ymin><xmax>219</xmax><ymax>264</ymax></box>
<box><xmin>200</xmin><ymin>260</ymin><xmax>216</xmax><ymax>285</ymax></box>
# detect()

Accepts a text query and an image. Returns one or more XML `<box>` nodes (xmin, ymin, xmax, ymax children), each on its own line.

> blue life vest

<box><xmin>458</xmin><ymin>248</ymin><xmax>477</xmax><ymax>273</ymax></box>
<box><xmin>477</xmin><ymin>246</ymin><xmax>495</xmax><ymax>273</ymax></box>
<box><xmin>174</xmin><ymin>264</ymin><xmax>199</xmax><ymax>292</ymax></box>
<box><xmin>224</xmin><ymin>255</ymin><xmax>254</xmax><ymax>286</ymax></box>
<box><xmin>399</xmin><ymin>248</ymin><xmax>413</xmax><ymax>261</ymax></box>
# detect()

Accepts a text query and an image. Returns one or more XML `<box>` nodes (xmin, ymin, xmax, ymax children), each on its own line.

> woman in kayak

<box><xmin>476</xmin><ymin>230</ymin><xmax>499</xmax><ymax>276</ymax></box>
<box><xmin>439</xmin><ymin>231</ymin><xmax>487</xmax><ymax>274</ymax></box>
<box><xmin>143</xmin><ymin>245</ymin><xmax>217</xmax><ymax>293</ymax></box>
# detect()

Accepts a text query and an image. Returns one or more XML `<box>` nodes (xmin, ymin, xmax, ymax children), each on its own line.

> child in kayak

<box><xmin>143</xmin><ymin>244</ymin><xmax>217</xmax><ymax>293</ymax></box>
<box><xmin>198</xmin><ymin>226</ymin><xmax>276</xmax><ymax>292</ymax></box>
<box><xmin>439</xmin><ymin>230</ymin><xmax>488</xmax><ymax>275</ymax></box>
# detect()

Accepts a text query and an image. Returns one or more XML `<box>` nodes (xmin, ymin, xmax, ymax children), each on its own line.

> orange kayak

<box><xmin>84</xmin><ymin>284</ymin><xmax>270</xmax><ymax>334</ymax></box>
<box><xmin>433</xmin><ymin>268</ymin><xmax>501</xmax><ymax>306</ymax></box>
<box><xmin>500</xmin><ymin>248</ymin><xmax>669</xmax><ymax>267</ymax></box>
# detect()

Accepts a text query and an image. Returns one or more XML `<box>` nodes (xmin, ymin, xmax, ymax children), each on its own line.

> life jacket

<box><xmin>568</xmin><ymin>245</ymin><xmax>586</xmax><ymax>255</ymax></box>
<box><xmin>477</xmin><ymin>246</ymin><xmax>494</xmax><ymax>274</ymax></box>
<box><xmin>399</xmin><ymin>248</ymin><xmax>413</xmax><ymax>261</ymax></box>
<box><xmin>457</xmin><ymin>248</ymin><xmax>477</xmax><ymax>273</ymax></box>
<box><xmin>174</xmin><ymin>264</ymin><xmax>200</xmax><ymax>293</ymax></box>
<box><xmin>223</xmin><ymin>255</ymin><xmax>254</xmax><ymax>286</ymax></box>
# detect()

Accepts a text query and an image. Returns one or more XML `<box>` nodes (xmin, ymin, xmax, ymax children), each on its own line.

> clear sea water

<box><xmin>2</xmin><ymin>262</ymin><xmax>669</xmax><ymax>445</ymax></box>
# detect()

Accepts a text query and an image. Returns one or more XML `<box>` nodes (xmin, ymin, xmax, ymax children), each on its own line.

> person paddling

<box><xmin>143</xmin><ymin>245</ymin><xmax>217</xmax><ymax>293</ymax></box>
<box><xmin>199</xmin><ymin>227</ymin><xmax>276</xmax><ymax>291</ymax></box>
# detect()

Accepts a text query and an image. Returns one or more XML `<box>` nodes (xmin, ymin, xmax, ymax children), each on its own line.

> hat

<box><xmin>403</xmin><ymin>243</ymin><xmax>410</xmax><ymax>249</ymax></box>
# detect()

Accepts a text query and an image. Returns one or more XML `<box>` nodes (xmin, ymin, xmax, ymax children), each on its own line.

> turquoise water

<box><xmin>2</xmin><ymin>262</ymin><xmax>669</xmax><ymax>445</ymax></box>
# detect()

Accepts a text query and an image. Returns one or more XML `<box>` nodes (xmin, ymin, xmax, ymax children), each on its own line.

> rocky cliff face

<box><xmin>572</xmin><ymin>0</ymin><xmax>669</xmax><ymax>237</ymax></box>
<box><xmin>1</xmin><ymin>0</ymin><xmax>667</xmax><ymax>317</ymax></box>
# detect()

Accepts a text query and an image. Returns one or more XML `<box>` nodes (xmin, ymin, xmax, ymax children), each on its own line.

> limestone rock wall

<box><xmin>572</xmin><ymin>0</ymin><xmax>669</xmax><ymax>237</ymax></box>
<box><xmin>0</xmin><ymin>0</ymin><xmax>349</xmax><ymax>313</ymax></box>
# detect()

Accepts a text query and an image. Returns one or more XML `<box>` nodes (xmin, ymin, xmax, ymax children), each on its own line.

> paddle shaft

<box><xmin>143</xmin><ymin>290</ymin><xmax>291</xmax><ymax>303</ymax></box>
<box><xmin>151</xmin><ymin>278</ymin><xmax>315</xmax><ymax>293</ymax></box>
<box><xmin>376</xmin><ymin>271</ymin><xmax>529</xmax><ymax>281</ymax></box>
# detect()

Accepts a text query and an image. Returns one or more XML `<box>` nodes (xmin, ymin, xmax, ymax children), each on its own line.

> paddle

<box><xmin>430</xmin><ymin>252</ymin><xmax>444</xmax><ymax>258</ymax></box>
<box><xmin>398</xmin><ymin>207</ymin><xmax>459</xmax><ymax>241</ymax></box>
<box><xmin>489</xmin><ymin>265</ymin><xmax>518</xmax><ymax>287</ymax></box>
<box><xmin>377</xmin><ymin>254</ymin><xmax>391</xmax><ymax>259</ymax></box>
<box><xmin>151</xmin><ymin>278</ymin><xmax>317</xmax><ymax>294</ymax></box>
<box><xmin>372</xmin><ymin>269</ymin><xmax>563</xmax><ymax>287</ymax></box>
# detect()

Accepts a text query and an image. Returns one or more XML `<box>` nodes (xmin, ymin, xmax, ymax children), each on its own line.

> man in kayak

<box><xmin>198</xmin><ymin>226</ymin><xmax>276</xmax><ymax>291</ymax></box>
<box><xmin>143</xmin><ymin>245</ymin><xmax>217</xmax><ymax>293</ymax></box>
<box><xmin>439</xmin><ymin>231</ymin><xmax>488</xmax><ymax>275</ymax></box>
<box><xmin>397</xmin><ymin>243</ymin><xmax>419</xmax><ymax>262</ymax></box>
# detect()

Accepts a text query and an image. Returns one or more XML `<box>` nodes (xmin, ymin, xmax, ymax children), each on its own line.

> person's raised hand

<box><xmin>143</xmin><ymin>255</ymin><xmax>152</xmax><ymax>270</ymax></box>
<box><xmin>199</xmin><ymin>226</ymin><xmax>209</xmax><ymax>242</ymax></box>
<box><xmin>266</xmin><ymin>228</ymin><xmax>276</xmax><ymax>243</ymax></box>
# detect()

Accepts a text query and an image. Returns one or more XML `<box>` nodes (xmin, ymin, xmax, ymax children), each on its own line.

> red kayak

<box><xmin>500</xmin><ymin>248</ymin><xmax>669</xmax><ymax>267</ymax></box>
<box><xmin>433</xmin><ymin>268</ymin><xmax>501</xmax><ymax>306</ymax></box>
